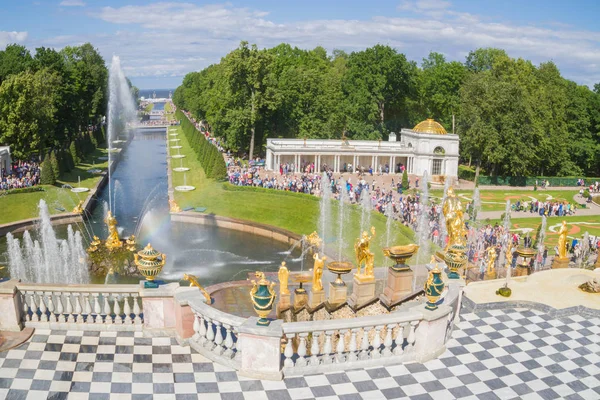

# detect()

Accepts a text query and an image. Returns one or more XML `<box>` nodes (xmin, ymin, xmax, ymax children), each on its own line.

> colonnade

<box><xmin>267</xmin><ymin>152</ymin><xmax>415</xmax><ymax>174</ymax></box>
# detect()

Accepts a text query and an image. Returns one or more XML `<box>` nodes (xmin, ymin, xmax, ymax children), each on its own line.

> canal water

<box><xmin>0</xmin><ymin>127</ymin><xmax>307</xmax><ymax>285</ymax></box>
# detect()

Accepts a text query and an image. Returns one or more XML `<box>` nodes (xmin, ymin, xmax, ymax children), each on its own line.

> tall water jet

<box><xmin>498</xmin><ymin>200</ymin><xmax>511</xmax><ymax>267</ymax></box>
<box><xmin>6</xmin><ymin>200</ymin><xmax>88</xmax><ymax>284</ymax></box>
<box><xmin>579</xmin><ymin>231</ymin><xmax>590</xmax><ymax>268</ymax></box>
<box><xmin>337</xmin><ymin>179</ymin><xmax>348</xmax><ymax>260</ymax></box>
<box><xmin>107</xmin><ymin>55</ymin><xmax>136</xmax><ymax>214</ymax></box>
<box><xmin>472</xmin><ymin>187</ymin><xmax>481</xmax><ymax>222</ymax></box>
<box><xmin>318</xmin><ymin>173</ymin><xmax>332</xmax><ymax>255</ymax></box>
<box><xmin>384</xmin><ymin>203</ymin><xmax>394</xmax><ymax>266</ymax></box>
<box><xmin>360</xmin><ymin>188</ymin><xmax>372</xmax><ymax>234</ymax></box>
<box><xmin>438</xmin><ymin>178</ymin><xmax>451</xmax><ymax>248</ymax></box>
<box><xmin>415</xmin><ymin>171</ymin><xmax>430</xmax><ymax>264</ymax></box>
<box><xmin>534</xmin><ymin>216</ymin><xmax>547</xmax><ymax>270</ymax></box>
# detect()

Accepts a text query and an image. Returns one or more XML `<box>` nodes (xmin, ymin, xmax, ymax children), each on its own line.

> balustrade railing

<box><xmin>17</xmin><ymin>283</ymin><xmax>142</xmax><ymax>330</ymax></box>
<box><xmin>189</xmin><ymin>300</ymin><xmax>246</xmax><ymax>368</ymax></box>
<box><xmin>282</xmin><ymin>310</ymin><xmax>423</xmax><ymax>373</ymax></box>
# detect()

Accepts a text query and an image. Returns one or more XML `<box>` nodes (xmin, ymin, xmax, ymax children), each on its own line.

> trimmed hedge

<box><xmin>177</xmin><ymin>110</ymin><xmax>227</xmax><ymax>180</ymax></box>
<box><xmin>458</xmin><ymin>165</ymin><xmax>476</xmax><ymax>181</ymax></box>
<box><xmin>1</xmin><ymin>186</ymin><xmax>46</xmax><ymax>195</ymax></box>
<box><xmin>221</xmin><ymin>183</ymin><xmax>320</xmax><ymax>201</ymax></box>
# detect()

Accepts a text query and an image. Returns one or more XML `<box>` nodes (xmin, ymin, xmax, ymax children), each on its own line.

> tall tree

<box><xmin>0</xmin><ymin>69</ymin><xmax>61</xmax><ymax>158</ymax></box>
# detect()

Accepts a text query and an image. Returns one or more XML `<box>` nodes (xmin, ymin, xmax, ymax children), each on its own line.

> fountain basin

<box><xmin>88</xmin><ymin>169</ymin><xmax>103</xmax><ymax>174</ymax></box>
<box><xmin>71</xmin><ymin>187</ymin><xmax>90</xmax><ymax>193</ymax></box>
<box><xmin>171</xmin><ymin>146</ymin><xmax>182</xmax><ymax>149</ymax></box>
<box><xmin>169</xmin><ymin>133</ymin><xmax>179</xmax><ymax>136</ymax></box>
<box><xmin>175</xmin><ymin>185</ymin><xmax>196</xmax><ymax>192</ymax></box>
<box><xmin>383</xmin><ymin>244</ymin><xmax>419</xmax><ymax>271</ymax></box>
<box><xmin>98</xmin><ymin>156</ymin><xmax>109</xmax><ymax>161</ymax></box>
<box><xmin>172</xmin><ymin>155</ymin><xmax>185</xmax><ymax>159</ymax></box>
<box><xmin>170</xmin><ymin>139</ymin><xmax>180</xmax><ymax>142</ymax></box>
<box><xmin>173</xmin><ymin>167</ymin><xmax>190</xmax><ymax>172</ymax></box>
<box><xmin>112</xmin><ymin>140</ymin><xmax>126</xmax><ymax>144</ymax></box>
<box><xmin>327</xmin><ymin>261</ymin><xmax>354</xmax><ymax>286</ymax></box>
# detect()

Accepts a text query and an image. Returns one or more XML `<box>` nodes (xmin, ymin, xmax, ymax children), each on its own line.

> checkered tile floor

<box><xmin>0</xmin><ymin>308</ymin><xmax>599</xmax><ymax>400</ymax></box>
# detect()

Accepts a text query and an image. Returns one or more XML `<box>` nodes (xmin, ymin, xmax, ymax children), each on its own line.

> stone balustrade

<box><xmin>17</xmin><ymin>283</ymin><xmax>142</xmax><ymax>331</ymax></box>
<box><xmin>188</xmin><ymin>296</ymin><xmax>246</xmax><ymax>370</ymax></box>
<box><xmin>281</xmin><ymin>310</ymin><xmax>423</xmax><ymax>375</ymax></box>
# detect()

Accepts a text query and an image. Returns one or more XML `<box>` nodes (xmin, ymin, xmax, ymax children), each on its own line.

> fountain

<box><xmin>175</xmin><ymin>172</ymin><xmax>195</xmax><ymax>192</ymax></box>
<box><xmin>534</xmin><ymin>216</ymin><xmax>547</xmax><ymax>271</ymax></box>
<box><xmin>415</xmin><ymin>171</ymin><xmax>430</xmax><ymax>265</ymax></box>
<box><xmin>106</xmin><ymin>55</ymin><xmax>136</xmax><ymax>214</ymax></box>
<box><xmin>318</xmin><ymin>172</ymin><xmax>332</xmax><ymax>255</ymax></box>
<box><xmin>359</xmin><ymin>189</ymin><xmax>372</xmax><ymax>234</ymax></box>
<box><xmin>6</xmin><ymin>200</ymin><xmax>88</xmax><ymax>284</ymax></box>
<box><xmin>71</xmin><ymin>176</ymin><xmax>90</xmax><ymax>193</ymax></box>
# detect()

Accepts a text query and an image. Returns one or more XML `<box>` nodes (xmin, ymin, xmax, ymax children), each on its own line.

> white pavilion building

<box><xmin>265</xmin><ymin>119</ymin><xmax>459</xmax><ymax>180</ymax></box>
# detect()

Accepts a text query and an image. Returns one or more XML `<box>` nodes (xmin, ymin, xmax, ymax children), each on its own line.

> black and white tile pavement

<box><xmin>0</xmin><ymin>308</ymin><xmax>599</xmax><ymax>400</ymax></box>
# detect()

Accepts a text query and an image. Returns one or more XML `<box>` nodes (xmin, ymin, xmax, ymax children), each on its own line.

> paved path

<box><xmin>1</xmin><ymin>308</ymin><xmax>598</xmax><ymax>399</ymax></box>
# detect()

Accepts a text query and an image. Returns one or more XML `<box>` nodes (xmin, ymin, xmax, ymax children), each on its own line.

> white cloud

<box><xmin>35</xmin><ymin>2</ymin><xmax>600</xmax><ymax>87</ymax></box>
<box><xmin>59</xmin><ymin>0</ymin><xmax>85</xmax><ymax>7</ymax></box>
<box><xmin>0</xmin><ymin>31</ymin><xmax>28</xmax><ymax>48</ymax></box>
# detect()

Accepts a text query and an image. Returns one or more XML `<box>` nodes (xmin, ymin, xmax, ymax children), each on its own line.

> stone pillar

<box><xmin>348</xmin><ymin>276</ymin><xmax>376</xmax><ymax>309</ymax></box>
<box><xmin>411</xmin><ymin>303</ymin><xmax>452</xmax><ymax>363</ymax></box>
<box><xmin>327</xmin><ymin>281</ymin><xmax>347</xmax><ymax>305</ymax></box>
<box><xmin>380</xmin><ymin>268</ymin><xmax>413</xmax><ymax>306</ymax></box>
<box><xmin>238</xmin><ymin>318</ymin><xmax>283</xmax><ymax>380</ymax></box>
<box><xmin>0</xmin><ymin>280</ymin><xmax>23</xmax><ymax>332</ymax></box>
<box><xmin>389</xmin><ymin>156</ymin><xmax>393</xmax><ymax>173</ymax></box>
<box><xmin>140</xmin><ymin>282</ymin><xmax>179</xmax><ymax>336</ymax></box>
<box><xmin>316</xmin><ymin>155</ymin><xmax>321</xmax><ymax>172</ymax></box>
<box><xmin>552</xmin><ymin>257</ymin><xmax>570</xmax><ymax>269</ymax></box>
<box><xmin>173</xmin><ymin>287</ymin><xmax>204</xmax><ymax>341</ymax></box>
<box><xmin>266</xmin><ymin>149</ymin><xmax>272</xmax><ymax>171</ymax></box>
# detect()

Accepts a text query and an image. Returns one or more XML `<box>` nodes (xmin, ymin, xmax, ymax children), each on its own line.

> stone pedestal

<box><xmin>348</xmin><ymin>276</ymin><xmax>376</xmax><ymax>309</ymax></box>
<box><xmin>309</xmin><ymin>289</ymin><xmax>326</xmax><ymax>308</ymax></box>
<box><xmin>552</xmin><ymin>257</ymin><xmax>570</xmax><ymax>269</ymax></box>
<box><xmin>293</xmin><ymin>288</ymin><xmax>308</xmax><ymax>310</ymax></box>
<box><xmin>515</xmin><ymin>265</ymin><xmax>529</xmax><ymax>277</ymax></box>
<box><xmin>411</xmin><ymin>303</ymin><xmax>452</xmax><ymax>363</ymax></box>
<box><xmin>328</xmin><ymin>282</ymin><xmax>347</xmax><ymax>305</ymax></box>
<box><xmin>380</xmin><ymin>268</ymin><xmax>413</xmax><ymax>306</ymax></box>
<box><xmin>140</xmin><ymin>282</ymin><xmax>179</xmax><ymax>336</ymax></box>
<box><xmin>484</xmin><ymin>270</ymin><xmax>497</xmax><ymax>280</ymax></box>
<box><xmin>277</xmin><ymin>293</ymin><xmax>291</xmax><ymax>312</ymax></box>
<box><xmin>238</xmin><ymin>318</ymin><xmax>283</xmax><ymax>380</ymax></box>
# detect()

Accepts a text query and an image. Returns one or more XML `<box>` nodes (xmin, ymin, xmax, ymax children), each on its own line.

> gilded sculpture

<box><xmin>183</xmin><ymin>274</ymin><xmax>211</xmax><ymax>303</ymax></box>
<box><xmin>486</xmin><ymin>246</ymin><xmax>497</xmax><ymax>274</ymax></box>
<box><xmin>312</xmin><ymin>253</ymin><xmax>326</xmax><ymax>292</ymax></box>
<box><xmin>442</xmin><ymin>187</ymin><xmax>467</xmax><ymax>249</ymax></box>
<box><xmin>169</xmin><ymin>199</ymin><xmax>181</xmax><ymax>213</ymax></box>
<box><xmin>306</xmin><ymin>231</ymin><xmax>322</xmax><ymax>251</ymax></box>
<box><xmin>72</xmin><ymin>200</ymin><xmax>84</xmax><ymax>214</ymax></box>
<box><xmin>104</xmin><ymin>210</ymin><xmax>122</xmax><ymax>250</ymax></box>
<box><xmin>355</xmin><ymin>227</ymin><xmax>375</xmax><ymax>279</ymax></box>
<box><xmin>278</xmin><ymin>262</ymin><xmax>290</xmax><ymax>295</ymax></box>
<box><xmin>557</xmin><ymin>220</ymin><xmax>568</xmax><ymax>259</ymax></box>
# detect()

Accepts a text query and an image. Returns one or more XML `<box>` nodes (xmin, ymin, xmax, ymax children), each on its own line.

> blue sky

<box><xmin>1</xmin><ymin>0</ymin><xmax>599</xmax><ymax>89</ymax></box>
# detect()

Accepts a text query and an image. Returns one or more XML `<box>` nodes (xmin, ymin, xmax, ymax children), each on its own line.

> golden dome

<box><xmin>412</xmin><ymin>119</ymin><xmax>447</xmax><ymax>135</ymax></box>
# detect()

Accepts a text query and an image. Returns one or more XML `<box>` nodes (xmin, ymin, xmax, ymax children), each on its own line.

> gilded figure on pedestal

<box><xmin>442</xmin><ymin>187</ymin><xmax>467</xmax><ymax>250</ymax></box>
<box><xmin>278</xmin><ymin>262</ymin><xmax>289</xmax><ymax>295</ymax></box>
<box><xmin>104</xmin><ymin>210</ymin><xmax>122</xmax><ymax>250</ymax></box>
<box><xmin>557</xmin><ymin>220</ymin><xmax>568</xmax><ymax>259</ymax></box>
<box><xmin>312</xmin><ymin>253</ymin><xmax>326</xmax><ymax>292</ymax></box>
<box><xmin>354</xmin><ymin>227</ymin><xmax>375</xmax><ymax>279</ymax></box>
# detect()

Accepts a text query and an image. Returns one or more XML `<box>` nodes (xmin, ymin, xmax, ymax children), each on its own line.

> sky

<box><xmin>1</xmin><ymin>0</ymin><xmax>599</xmax><ymax>89</ymax></box>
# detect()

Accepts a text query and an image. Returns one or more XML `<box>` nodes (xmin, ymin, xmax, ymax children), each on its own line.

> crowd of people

<box><xmin>0</xmin><ymin>161</ymin><xmax>40</xmax><ymax>191</ymax></box>
<box><xmin>512</xmin><ymin>199</ymin><xmax>576</xmax><ymax>216</ymax></box>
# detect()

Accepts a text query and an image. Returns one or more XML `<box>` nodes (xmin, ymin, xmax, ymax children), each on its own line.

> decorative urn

<box><xmin>326</xmin><ymin>261</ymin><xmax>354</xmax><ymax>286</ymax></box>
<box><xmin>250</xmin><ymin>271</ymin><xmax>276</xmax><ymax>326</ymax></box>
<box><xmin>134</xmin><ymin>243</ymin><xmax>166</xmax><ymax>288</ymax></box>
<box><xmin>516</xmin><ymin>247</ymin><xmax>536</xmax><ymax>276</ymax></box>
<box><xmin>383</xmin><ymin>244</ymin><xmax>419</xmax><ymax>271</ymax></box>
<box><xmin>424</xmin><ymin>261</ymin><xmax>445</xmax><ymax>311</ymax></box>
<box><xmin>444</xmin><ymin>244</ymin><xmax>467</xmax><ymax>279</ymax></box>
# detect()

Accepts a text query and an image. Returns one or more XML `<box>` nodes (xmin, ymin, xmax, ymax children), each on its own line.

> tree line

<box><xmin>0</xmin><ymin>43</ymin><xmax>108</xmax><ymax>169</ymax></box>
<box><xmin>174</xmin><ymin>42</ymin><xmax>600</xmax><ymax>178</ymax></box>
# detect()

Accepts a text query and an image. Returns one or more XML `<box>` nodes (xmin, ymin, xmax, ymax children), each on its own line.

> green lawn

<box><xmin>164</xmin><ymin>102</ymin><xmax>174</xmax><ymax>121</ymax></box>
<box><xmin>170</xmin><ymin>124</ymin><xmax>416</xmax><ymax>265</ymax></box>
<box><xmin>495</xmin><ymin>215</ymin><xmax>600</xmax><ymax>247</ymax></box>
<box><xmin>0</xmin><ymin>147</ymin><xmax>109</xmax><ymax>225</ymax></box>
<box><xmin>429</xmin><ymin>188</ymin><xmax>579</xmax><ymax>212</ymax></box>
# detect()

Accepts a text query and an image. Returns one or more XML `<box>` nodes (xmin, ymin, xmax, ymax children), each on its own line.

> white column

<box><xmin>266</xmin><ymin>149</ymin><xmax>273</xmax><ymax>170</ymax></box>
<box><xmin>314</xmin><ymin>154</ymin><xmax>318</xmax><ymax>172</ymax></box>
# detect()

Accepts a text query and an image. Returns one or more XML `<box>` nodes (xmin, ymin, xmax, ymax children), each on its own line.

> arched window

<box><xmin>407</xmin><ymin>142</ymin><xmax>413</xmax><ymax>148</ymax></box>
<box><xmin>433</xmin><ymin>146</ymin><xmax>445</xmax><ymax>155</ymax></box>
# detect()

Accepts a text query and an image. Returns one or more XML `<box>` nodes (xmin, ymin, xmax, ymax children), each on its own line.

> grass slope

<box><xmin>169</xmin><ymin>124</ymin><xmax>416</xmax><ymax>265</ymax></box>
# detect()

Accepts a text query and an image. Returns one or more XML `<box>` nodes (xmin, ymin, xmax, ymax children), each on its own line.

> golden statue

<box><xmin>278</xmin><ymin>262</ymin><xmax>289</xmax><ymax>295</ymax></box>
<box><xmin>355</xmin><ymin>227</ymin><xmax>376</xmax><ymax>279</ymax></box>
<box><xmin>442</xmin><ymin>187</ymin><xmax>467</xmax><ymax>249</ymax></box>
<box><xmin>183</xmin><ymin>274</ymin><xmax>211</xmax><ymax>303</ymax></box>
<box><xmin>486</xmin><ymin>246</ymin><xmax>497</xmax><ymax>274</ymax></box>
<box><xmin>557</xmin><ymin>220</ymin><xmax>568</xmax><ymax>259</ymax></box>
<box><xmin>312</xmin><ymin>253</ymin><xmax>326</xmax><ymax>292</ymax></box>
<box><xmin>306</xmin><ymin>231</ymin><xmax>322</xmax><ymax>250</ymax></box>
<box><xmin>104</xmin><ymin>210</ymin><xmax>122</xmax><ymax>250</ymax></box>
<box><xmin>87</xmin><ymin>235</ymin><xmax>101</xmax><ymax>253</ymax></box>
<box><xmin>126</xmin><ymin>235</ymin><xmax>137</xmax><ymax>252</ymax></box>
<box><xmin>169</xmin><ymin>199</ymin><xmax>181</xmax><ymax>213</ymax></box>
<box><xmin>72</xmin><ymin>200</ymin><xmax>84</xmax><ymax>214</ymax></box>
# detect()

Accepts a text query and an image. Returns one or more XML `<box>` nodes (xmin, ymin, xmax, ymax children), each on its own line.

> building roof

<box><xmin>412</xmin><ymin>119</ymin><xmax>447</xmax><ymax>135</ymax></box>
